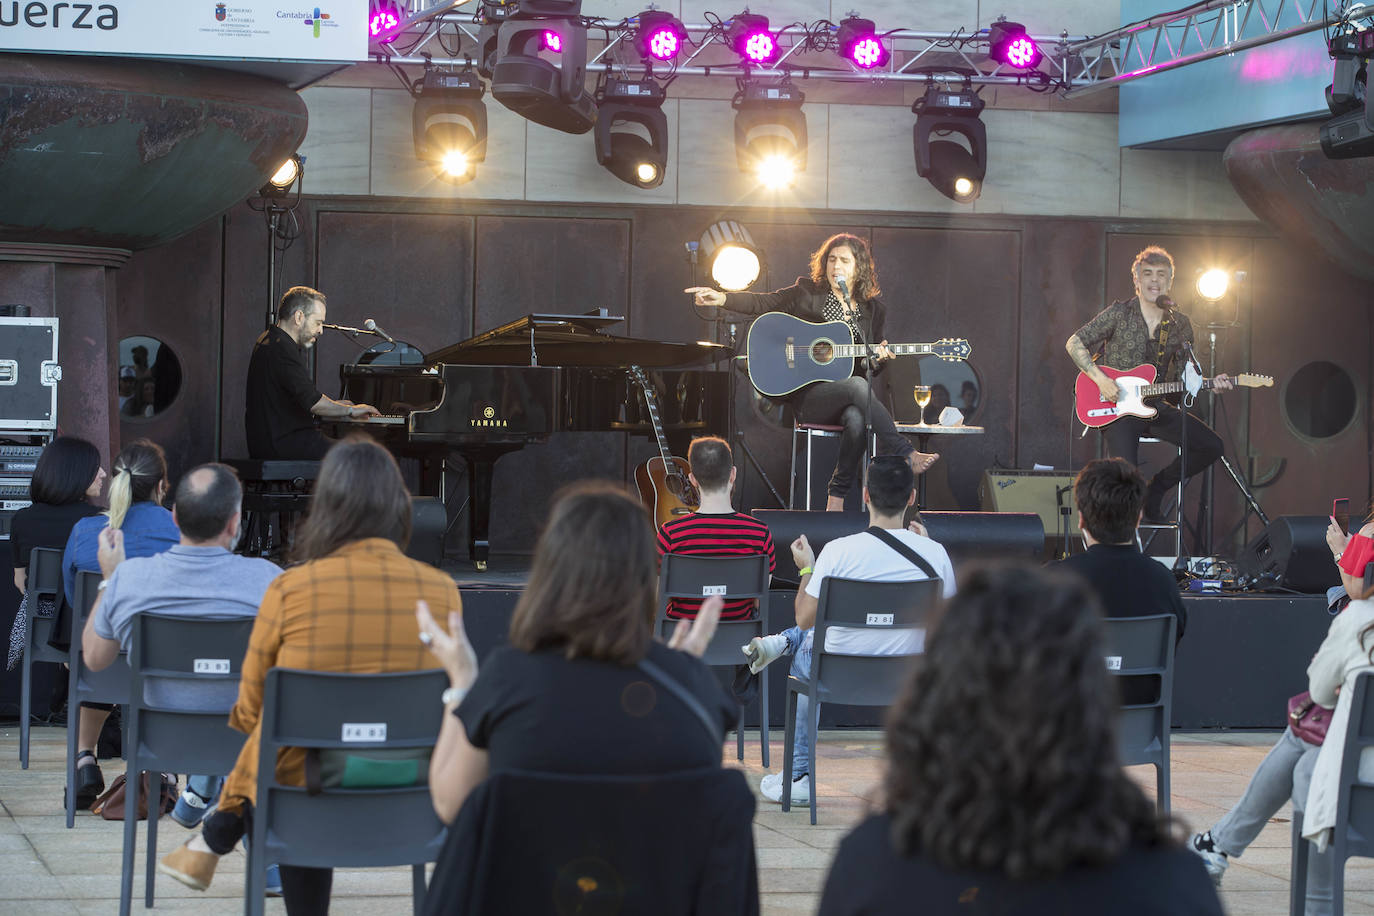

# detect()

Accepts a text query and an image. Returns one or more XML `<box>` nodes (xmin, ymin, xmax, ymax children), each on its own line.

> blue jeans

<box><xmin>782</xmin><ymin>626</ymin><xmax>815</xmax><ymax>777</ymax></box>
<box><xmin>187</xmin><ymin>774</ymin><xmax>221</xmax><ymax>803</ymax></box>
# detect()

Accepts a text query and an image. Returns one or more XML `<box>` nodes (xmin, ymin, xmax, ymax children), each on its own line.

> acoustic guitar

<box><xmin>1074</xmin><ymin>363</ymin><xmax>1273</xmax><ymax>429</ymax></box>
<box><xmin>744</xmin><ymin>311</ymin><xmax>971</xmax><ymax>397</ymax></box>
<box><xmin>629</xmin><ymin>365</ymin><xmax>700</xmax><ymax>528</ymax></box>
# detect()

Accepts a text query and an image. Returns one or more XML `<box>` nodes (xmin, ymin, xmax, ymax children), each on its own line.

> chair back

<box><xmin>69</xmin><ymin>568</ymin><xmax>130</xmax><ymax>704</ymax></box>
<box><xmin>658</xmin><ymin>554</ymin><xmax>770</xmax><ymax>666</ymax></box>
<box><xmin>1102</xmin><ymin>614</ymin><xmax>1176</xmax><ymax>763</ymax></box>
<box><xmin>253</xmin><ymin>667</ymin><xmax>449</xmax><ymax>871</ymax></box>
<box><xmin>26</xmin><ymin>547</ymin><xmax>66</xmax><ymax>662</ymax></box>
<box><xmin>424</xmin><ymin>767</ymin><xmax>759</xmax><ymax>916</ymax></box>
<box><xmin>127</xmin><ymin>612</ymin><xmax>254</xmax><ymax>775</ymax></box>
<box><xmin>1334</xmin><ymin>670</ymin><xmax>1374</xmax><ymax>862</ymax></box>
<box><xmin>810</xmin><ymin>576</ymin><xmax>943</xmax><ymax>707</ymax></box>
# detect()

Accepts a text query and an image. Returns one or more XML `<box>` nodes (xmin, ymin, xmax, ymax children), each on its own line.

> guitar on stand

<box><xmin>1074</xmin><ymin>363</ymin><xmax>1273</xmax><ymax>429</ymax></box>
<box><xmin>744</xmin><ymin>311</ymin><xmax>971</xmax><ymax>397</ymax></box>
<box><xmin>629</xmin><ymin>365</ymin><xmax>700</xmax><ymax>528</ymax></box>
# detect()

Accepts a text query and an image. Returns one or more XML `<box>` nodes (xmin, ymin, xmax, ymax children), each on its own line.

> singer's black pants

<box><xmin>1102</xmin><ymin>403</ymin><xmax>1223</xmax><ymax>492</ymax></box>
<box><xmin>798</xmin><ymin>375</ymin><xmax>912</xmax><ymax>498</ymax></box>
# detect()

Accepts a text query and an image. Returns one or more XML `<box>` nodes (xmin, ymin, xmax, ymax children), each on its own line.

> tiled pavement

<box><xmin>1</xmin><ymin>727</ymin><xmax>1372</xmax><ymax>914</ymax></box>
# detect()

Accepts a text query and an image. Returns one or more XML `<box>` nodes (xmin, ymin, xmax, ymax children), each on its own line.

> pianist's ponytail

<box><xmin>106</xmin><ymin>439</ymin><xmax>168</xmax><ymax>530</ymax></box>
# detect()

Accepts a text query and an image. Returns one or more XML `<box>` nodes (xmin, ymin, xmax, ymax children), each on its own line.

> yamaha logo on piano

<box><xmin>472</xmin><ymin>405</ymin><xmax>508</xmax><ymax>428</ymax></box>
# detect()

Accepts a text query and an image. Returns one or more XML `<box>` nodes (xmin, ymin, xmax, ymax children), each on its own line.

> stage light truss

<box><xmin>370</xmin><ymin>1</ymin><xmax>1360</xmax><ymax>95</ymax></box>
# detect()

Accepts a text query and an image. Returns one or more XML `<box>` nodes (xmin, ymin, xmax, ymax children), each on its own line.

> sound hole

<box><xmin>811</xmin><ymin>340</ymin><xmax>834</xmax><ymax>364</ymax></box>
<box><xmin>1285</xmin><ymin>360</ymin><xmax>1356</xmax><ymax>440</ymax></box>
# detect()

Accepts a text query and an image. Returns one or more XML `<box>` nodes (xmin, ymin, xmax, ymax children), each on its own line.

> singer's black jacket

<box><xmin>723</xmin><ymin>276</ymin><xmax>889</xmax><ymax>379</ymax></box>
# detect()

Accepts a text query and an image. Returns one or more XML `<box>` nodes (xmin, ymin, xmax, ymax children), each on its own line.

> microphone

<box><xmin>323</xmin><ymin>322</ymin><xmax>365</xmax><ymax>334</ymax></box>
<box><xmin>835</xmin><ymin>270</ymin><xmax>850</xmax><ymax>304</ymax></box>
<box><xmin>1156</xmin><ymin>294</ymin><xmax>1176</xmax><ymax>310</ymax></box>
<box><xmin>364</xmin><ymin>319</ymin><xmax>395</xmax><ymax>344</ymax></box>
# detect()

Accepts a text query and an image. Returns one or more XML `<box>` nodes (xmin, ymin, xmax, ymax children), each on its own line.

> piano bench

<box><xmin>223</xmin><ymin>459</ymin><xmax>321</xmax><ymax>491</ymax></box>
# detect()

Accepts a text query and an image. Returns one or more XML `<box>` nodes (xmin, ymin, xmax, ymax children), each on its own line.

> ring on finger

<box><xmin>419</xmin><ymin>631</ymin><xmax>434</xmax><ymax>646</ymax></box>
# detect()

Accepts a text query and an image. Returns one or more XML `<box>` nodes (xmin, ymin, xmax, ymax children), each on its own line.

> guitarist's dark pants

<box><xmin>1102</xmin><ymin>403</ymin><xmax>1223</xmax><ymax>513</ymax></box>
<box><xmin>799</xmin><ymin>376</ymin><xmax>913</xmax><ymax>497</ymax></box>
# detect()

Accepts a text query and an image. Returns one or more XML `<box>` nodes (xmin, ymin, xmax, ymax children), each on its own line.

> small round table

<box><xmin>894</xmin><ymin>423</ymin><xmax>985</xmax><ymax>509</ymax></box>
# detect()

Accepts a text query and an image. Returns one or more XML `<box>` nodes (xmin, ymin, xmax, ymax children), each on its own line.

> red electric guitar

<box><xmin>1074</xmin><ymin>363</ymin><xmax>1273</xmax><ymax>429</ymax></box>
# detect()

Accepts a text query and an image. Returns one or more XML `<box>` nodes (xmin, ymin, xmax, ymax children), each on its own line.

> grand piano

<box><xmin>336</xmin><ymin>312</ymin><xmax>729</xmax><ymax>569</ymax></box>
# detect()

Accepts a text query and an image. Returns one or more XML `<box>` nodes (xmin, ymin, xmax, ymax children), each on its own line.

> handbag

<box><xmin>1288</xmin><ymin>691</ymin><xmax>1334</xmax><ymax>746</ymax></box>
<box><xmin>89</xmin><ymin>771</ymin><xmax>179</xmax><ymax>821</ymax></box>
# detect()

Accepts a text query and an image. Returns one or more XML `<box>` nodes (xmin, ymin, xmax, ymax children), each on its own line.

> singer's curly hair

<box><xmin>809</xmin><ymin>233</ymin><xmax>880</xmax><ymax>302</ymax></box>
<box><xmin>1131</xmin><ymin>245</ymin><xmax>1174</xmax><ymax>280</ymax></box>
<box><xmin>884</xmin><ymin>564</ymin><xmax>1173</xmax><ymax>879</ymax></box>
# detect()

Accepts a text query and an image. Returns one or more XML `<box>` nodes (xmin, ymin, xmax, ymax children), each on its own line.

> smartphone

<box><xmin>1333</xmin><ymin>498</ymin><xmax>1352</xmax><ymax>535</ymax></box>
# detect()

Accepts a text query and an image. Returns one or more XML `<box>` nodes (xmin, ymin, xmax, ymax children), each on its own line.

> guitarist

<box><xmin>1065</xmin><ymin>245</ymin><xmax>1233</xmax><ymax>521</ymax></box>
<box><xmin>686</xmin><ymin>232</ymin><xmax>938</xmax><ymax>513</ymax></box>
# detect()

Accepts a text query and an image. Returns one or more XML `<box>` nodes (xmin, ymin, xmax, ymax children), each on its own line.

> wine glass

<box><xmin>913</xmin><ymin>386</ymin><xmax>932</xmax><ymax>426</ymax></box>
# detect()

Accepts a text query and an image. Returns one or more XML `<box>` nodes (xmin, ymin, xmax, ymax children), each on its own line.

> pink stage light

<box><xmin>848</xmin><ymin>36</ymin><xmax>885</xmax><ymax>69</ymax></box>
<box><xmin>646</xmin><ymin>25</ymin><xmax>681</xmax><ymax>60</ymax></box>
<box><xmin>1005</xmin><ymin>36</ymin><xmax>1038</xmax><ymax>68</ymax></box>
<box><xmin>369</xmin><ymin>5</ymin><xmax>400</xmax><ymax>43</ymax></box>
<box><xmin>743</xmin><ymin>30</ymin><xmax>776</xmax><ymax>63</ymax></box>
<box><xmin>542</xmin><ymin>29</ymin><xmax>564</xmax><ymax>53</ymax></box>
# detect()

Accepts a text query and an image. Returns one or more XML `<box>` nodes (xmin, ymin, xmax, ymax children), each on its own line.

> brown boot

<box><xmin>158</xmin><ymin>840</ymin><xmax>219</xmax><ymax>891</ymax></box>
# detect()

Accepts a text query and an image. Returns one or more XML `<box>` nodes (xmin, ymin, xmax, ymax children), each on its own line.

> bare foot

<box><xmin>909</xmin><ymin>451</ymin><xmax>939</xmax><ymax>474</ymax></box>
<box><xmin>825</xmin><ymin>495</ymin><xmax>845</xmax><ymax>512</ymax></box>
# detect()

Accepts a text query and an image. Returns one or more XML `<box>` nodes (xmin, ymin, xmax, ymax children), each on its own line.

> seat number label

<box><xmin>866</xmin><ymin>613</ymin><xmax>894</xmax><ymax>626</ymax></box>
<box><xmin>342</xmin><ymin>723</ymin><xmax>387</xmax><ymax>742</ymax></box>
<box><xmin>1105</xmin><ymin>656</ymin><xmax>1122</xmax><ymax>670</ymax></box>
<box><xmin>193</xmin><ymin>658</ymin><xmax>230</xmax><ymax>674</ymax></box>
<box><xmin>702</xmin><ymin>585</ymin><xmax>727</xmax><ymax>596</ymax></box>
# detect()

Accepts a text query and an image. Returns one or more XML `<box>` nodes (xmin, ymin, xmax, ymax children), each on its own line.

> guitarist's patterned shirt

<box><xmin>1074</xmin><ymin>296</ymin><xmax>1195</xmax><ymax>383</ymax></box>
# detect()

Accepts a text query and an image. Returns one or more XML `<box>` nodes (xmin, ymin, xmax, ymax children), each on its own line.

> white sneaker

<box><xmin>741</xmin><ymin>634</ymin><xmax>788</xmax><ymax>674</ymax></box>
<box><xmin>759</xmin><ymin>771</ymin><xmax>811</xmax><ymax>804</ymax></box>
<box><xmin>1189</xmin><ymin>831</ymin><xmax>1229</xmax><ymax>885</ymax></box>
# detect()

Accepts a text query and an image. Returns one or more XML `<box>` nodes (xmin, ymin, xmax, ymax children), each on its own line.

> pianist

<box><xmin>245</xmin><ymin>286</ymin><xmax>381</xmax><ymax>460</ymax></box>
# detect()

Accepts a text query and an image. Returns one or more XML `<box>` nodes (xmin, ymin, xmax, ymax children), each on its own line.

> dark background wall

<box><xmin>103</xmin><ymin>197</ymin><xmax>1373</xmax><ymax>557</ymax></box>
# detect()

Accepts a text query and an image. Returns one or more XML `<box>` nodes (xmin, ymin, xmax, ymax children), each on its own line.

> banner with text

<box><xmin>0</xmin><ymin>0</ymin><xmax>368</xmax><ymax>62</ymax></box>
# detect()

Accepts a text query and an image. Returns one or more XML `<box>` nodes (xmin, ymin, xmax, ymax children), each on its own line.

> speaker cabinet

<box><xmin>1238</xmin><ymin>516</ymin><xmax>1340</xmax><ymax>594</ymax></box>
<box><xmin>980</xmin><ymin>469</ymin><xmax>1080</xmax><ymax>537</ymax></box>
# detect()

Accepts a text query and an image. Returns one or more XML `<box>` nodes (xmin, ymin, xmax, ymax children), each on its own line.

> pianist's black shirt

<box><xmin>245</xmin><ymin>325</ymin><xmax>329</xmax><ymax>460</ymax></box>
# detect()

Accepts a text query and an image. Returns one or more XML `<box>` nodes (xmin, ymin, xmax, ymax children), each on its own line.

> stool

<box><xmin>223</xmin><ymin>459</ymin><xmax>321</xmax><ymax>559</ymax></box>
<box><xmin>789</xmin><ymin>423</ymin><xmax>843</xmax><ymax>510</ymax></box>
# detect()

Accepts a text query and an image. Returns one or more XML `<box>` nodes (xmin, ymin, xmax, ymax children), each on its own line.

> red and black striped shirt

<box><xmin>656</xmin><ymin>512</ymin><xmax>776</xmax><ymax>619</ymax></box>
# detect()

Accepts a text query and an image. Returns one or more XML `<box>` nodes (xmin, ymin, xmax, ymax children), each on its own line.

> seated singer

<box><xmin>1065</xmin><ymin>245</ymin><xmax>1232</xmax><ymax>521</ymax></box>
<box><xmin>245</xmin><ymin>286</ymin><xmax>380</xmax><ymax>460</ymax></box>
<box><xmin>686</xmin><ymin>233</ymin><xmax>937</xmax><ymax>513</ymax></box>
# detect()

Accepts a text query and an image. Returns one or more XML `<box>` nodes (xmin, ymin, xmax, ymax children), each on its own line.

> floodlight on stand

<box><xmin>595</xmin><ymin>78</ymin><xmax>668</xmax><ymax>188</ymax></box>
<box><xmin>491</xmin><ymin>3</ymin><xmax>596</xmax><ymax>134</ymax></box>
<box><xmin>259</xmin><ymin>154</ymin><xmax>304</xmax><ymax>198</ymax></box>
<box><xmin>726</xmin><ymin>13</ymin><xmax>778</xmax><ymax>64</ymax></box>
<box><xmin>636</xmin><ymin>10</ymin><xmax>687</xmax><ymax>61</ymax></box>
<box><xmin>1196</xmin><ymin>269</ymin><xmax>1231</xmax><ymax>302</ymax></box>
<box><xmin>912</xmin><ymin>83</ymin><xmax>986</xmax><ymax>203</ymax></box>
<box><xmin>987</xmin><ymin>19</ymin><xmax>1042</xmax><ymax>69</ymax></box>
<box><xmin>733</xmin><ymin>81</ymin><xmax>806</xmax><ymax>189</ymax></box>
<box><xmin>699</xmin><ymin>220</ymin><xmax>763</xmax><ymax>291</ymax></box>
<box><xmin>413</xmin><ymin>67</ymin><xmax>488</xmax><ymax>184</ymax></box>
<box><xmin>836</xmin><ymin>17</ymin><xmax>889</xmax><ymax>70</ymax></box>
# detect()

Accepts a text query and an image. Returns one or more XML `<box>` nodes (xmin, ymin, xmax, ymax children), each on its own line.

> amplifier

<box><xmin>0</xmin><ymin>476</ymin><xmax>33</xmax><ymax>541</ymax></box>
<box><xmin>0</xmin><ymin>444</ymin><xmax>42</xmax><ymax>475</ymax></box>
<box><xmin>979</xmin><ymin>469</ymin><xmax>1080</xmax><ymax>537</ymax></box>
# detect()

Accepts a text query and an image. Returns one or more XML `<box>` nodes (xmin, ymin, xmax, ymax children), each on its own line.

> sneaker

<box><xmin>170</xmin><ymin>788</ymin><xmax>212</xmax><ymax>828</ymax></box>
<box><xmin>760</xmin><ymin>771</ymin><xmax>811</xmax><ymax>805</ymax></box>
<box><xmin>1190</xmin><ymin>831</ymin><xmax>1229</xmax><ymax>885</ymax></box>
<box><xmin>742</xmin><ymin>634</ymin><xmax>787</xmax><ymax>675</ymax></box>
<box><xmin>157</xmin><ymin>840</ymin><xmax>219</xmax><ymax>892</ymax></box>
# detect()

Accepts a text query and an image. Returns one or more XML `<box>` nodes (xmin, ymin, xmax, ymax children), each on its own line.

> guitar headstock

<box><xmin>932</xmin><ymin>338</ymin><xmax>972</xmax><ymax>362</ymax></box>
<box><xmin>628</xmin><ymin>364</ymin><xmax>655</xmax><ymax>396</ymax></box>
<box><xmin>1235</xmin><ymin>373</ymin><xmax>1274</xmax><ymax>389</ymax></box>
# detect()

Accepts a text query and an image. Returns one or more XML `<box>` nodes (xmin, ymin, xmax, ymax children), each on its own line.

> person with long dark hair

<box><xmin>687</xmin><ymin>233</ymin><xmax>937</xmax><ymax>511</ymax></box>
<box><xmin>60</xmin><ymin>437</ymin><xmax>178</xmax><ymax>809</ymax></box>
<box><xmin>158</xmin><ymin>438</ymin><xmax>461</xmax><ymax>914</ymax></box>
<box><xmin>819</xmin><ymin>565</ymin><xmax>1223</xmax><ymax>916</ymax></box>
<box><xmin>417</xmin><ymin>481</ymin><xmax>730</xmax><ymax>828</ymax></box>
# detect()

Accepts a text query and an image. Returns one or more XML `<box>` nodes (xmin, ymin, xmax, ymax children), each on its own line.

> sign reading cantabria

<box><xmin>0</xmin><ymin>0</ymin><xmax>368</xmax><ymax>62</ymax></box>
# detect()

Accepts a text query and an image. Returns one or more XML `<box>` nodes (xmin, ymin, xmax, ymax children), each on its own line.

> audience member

<box><xmin>1189</xmin><ymin>513</ymin><xmax>1374</xmax><ymax>915</ymax></box>
<box><xmin>819</xmin><ymin>565</ymin><xmax>1224</xmax><ymax>916</ymax></box>
<box><xmin>61</xmin><ymin>438</ymin><xmax>178</xmax><ymax>809</ymax></box>
<box><xmin>157</xmin><ymin>438</ymin><xmax>461</xmax><ymax>915</ymax></box>
<box><xmin>743</xmin><ymin>455</ymin><xmax>955</xmax><ymax>805</ymax></box>
<box><xmin>656</xmin><ymin>436</ymin><xmax>775</xmax><ymax>619</ymax></box>
<box><xmin>80</xmin><ymin>464</ymin><xmax>281</xmax><ymax>828</ymax></box>
<box><xmin>419</xmin><ymin>481</ymin><xmax>730</xmax><ymax>827</ymax></box>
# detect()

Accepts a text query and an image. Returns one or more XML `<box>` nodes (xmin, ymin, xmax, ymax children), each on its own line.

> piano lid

<box><xmin>426</xmin><ymin>312</ymin><xmax>729</xmax><ymax>369</ymax></box>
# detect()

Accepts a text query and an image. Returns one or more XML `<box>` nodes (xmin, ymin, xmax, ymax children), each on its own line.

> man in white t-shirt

<box><xmin>744</xmin><ymin>455</ymin><xmax>956</xmax><ymax>805</ymax></box>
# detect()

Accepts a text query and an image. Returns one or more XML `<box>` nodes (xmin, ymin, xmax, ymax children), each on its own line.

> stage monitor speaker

<box><xmin>1238</xmin><ymin>516</ymin><xmax>1340</xmax><ymax>594</ymax></box>
<box><xmin>921</xmin><ymin>511</ymin><xmax>1046</xmax><ymax>567</ymax></box>
<box><xmin>980</xmin><ymin>469</ymin><xmax>1080</xmax><ymax>537</ymax></box>
<box><xmin>751</xmin><ymin>509</ymin><xmax>867</xmax><ymax>585</ymax></box>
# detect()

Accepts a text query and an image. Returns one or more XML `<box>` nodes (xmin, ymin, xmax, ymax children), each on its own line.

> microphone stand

<box><xmin>843</xmin><ymin>288</ymin><xmax>877</xmax><ymax>496</ymax></box>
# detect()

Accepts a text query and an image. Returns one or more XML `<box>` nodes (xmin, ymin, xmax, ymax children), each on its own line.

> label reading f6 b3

<box><xmin>193</xmin><ymin>659</ymin><xmax>230</xmax><ymax>674</ymax></box>
<box><xmin>866</xmin><ymin>613</ymin><xmax>895</xmax><ymax>626</ymax></box>
<box><xmin>342</xmin><ymin>723</ymin><xmax>387</xmax><ymax>742</ymax></box>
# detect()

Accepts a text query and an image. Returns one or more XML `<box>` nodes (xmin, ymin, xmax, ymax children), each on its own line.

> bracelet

<box><xmin>1335</xmin><ymin>551</ymin><xmax>1344</xmax><ymax>564</ymax></box>
<box><xmin>798</xmin><ymin>566</ymin><xmax>813</xmax><ymax>577</ymax></box>
<box><xmin>441</xmin><ymin>685</ymin><xmax>468</xmax><ymax>707</ymax></box>
<box><xmin>97</xmin><ymin>579</ymin><xmax>109</xmax><ymax>592</ymax></box>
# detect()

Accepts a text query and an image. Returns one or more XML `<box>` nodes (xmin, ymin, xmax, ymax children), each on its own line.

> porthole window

<box><xmin>1284</xmin><ymin>360</ymin><xmax>1356</xmax><ymax>440</ymax></box>
<box><xmin>117</xmin><ymin>336</ymin><xmax>181</xmax><ymax>420</ymax></box>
